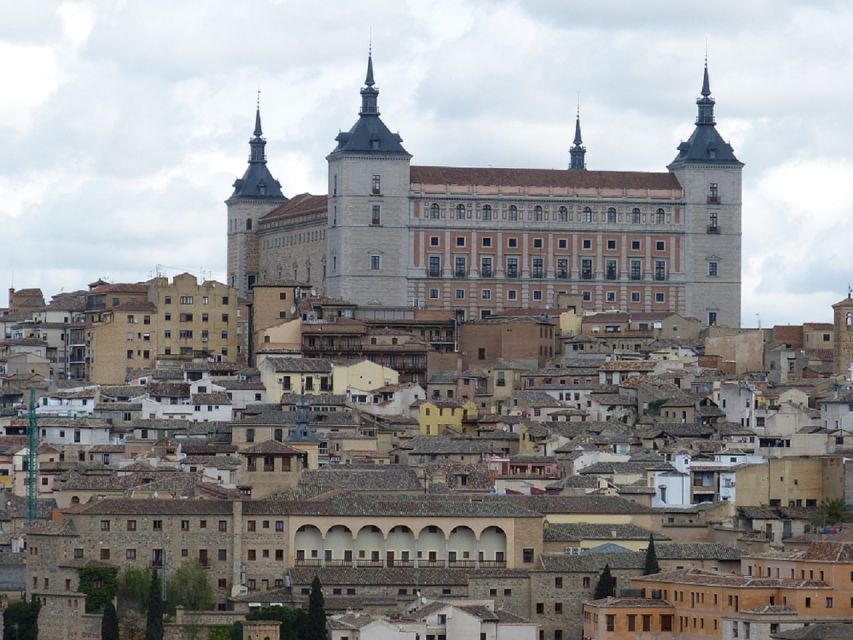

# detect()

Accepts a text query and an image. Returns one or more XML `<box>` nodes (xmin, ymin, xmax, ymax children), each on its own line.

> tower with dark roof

<box><xmin>569</xmin><ymin>109</ymin><xmax>586</xmax><ymax>171</ymax></box>
<box><xmin>326</xmin><ymin>51</ymin><xmax>412</xmax><ymax>306</ymax></box>
<box><xmin>667</xmin><ymin>61</ymin><xmax>743</xmax><ymax>328</ymax></box>
<box><xmin>226</xmin><ymin>105</ymin><xmax>287</xmax><ymax>299</ymax></box>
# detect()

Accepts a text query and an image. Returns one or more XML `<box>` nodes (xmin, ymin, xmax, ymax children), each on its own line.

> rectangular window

<box><xmin>126</xmin><ymin>549</ymin><xmax>136</xmax><ymax>560</ymax></box>
<box><xmin>370</xmin><ymin>255</ymin><xmax>381</xmax><ymax>270</ymax></box>
<box><xmin>708</xmin><ymin>311</ymin><xmax>717</xmax><ymax>326</ymax></box>
<box><xmin>606</xmin><ymin>291</ymin><xmax>615</xmax><ymax>302</ymax></box>
<box><xmin>532</xmin><ymin>290</ymin><xmax>542</xmax><ymax>301</ymax></box>
<box><xmin>481</xmin><ymin>237</ymin><xmax>492</xmax><ymax>247</ymax></box>
<box><xmin>455</xmin><ymin>289</ymin><xmax>465</xmax><ymax>300</ymax></box>
<box><xmin>455</xmin><ymin>256</ymin><xmax>466</xmax><ymax>277</ymax></box>
<box><xmin>556</xmin><ymin>258</ymin><xmax>568</xmax><ymax>279</ymax></box>
<box><xmin>605</xmin><ymin>259</ymin><xmax>617</xmax><ymax>280</ymax></box>
<box><xmin>631</xmin><ymin>291</ymin><xmax>641</xmax><ymax>302</ymax></box>
<box><xmin>430</xmin><ymin>236</ymin><xmax>440</xmax><ymax>246</ymax></box>
<box><xmin>654</xmin><ymin>260</ymin><xmax>667</xmax><ymax>280</ymax></box>
<box><xmin>582</xmin><ymin>290</ymin><xmax>591</xmax><ymax>302</ymax></box>
<box><xmin>606</xmin><ymin>615</ymin><xmax>615</xmax><ymax>632</ymax></box>
<box><xmin>481</xmin><ymin>289</ymin><xmax>491</xmax><ymax>300</ymax></box>
<box><xmin>372</xmin><ymin>174</ymin><xmax>381</xmax><ymax>194</ymax></box>
<box><xmin>507</xmin><ymin>237</ymin><xmax>518</xmax><ymax>248</ymax></box>
<box><xmin>506</xmin><ymin>257</ymin><xmax>519</xmax><ymax>278</ymax></box>
<box><xmin>655</xmin><ymin>292</ymin><xmax>665</xmax><ymax>303</ymax></box>
<box><xmin>180</xmin><ymin>296</ymin><xmax>193</xmax><ymax>304</ymax></box>
<box><xmin>533</xmin><ymin>238</ymin><xmax>543</xmax><ymax>249</ymax></box>
<box><xmin>655</xmin><ymin>240</ymin><xmax>665</xmax><ymax>251</ymax></box>
<box><xmin>429</xmin><ymin>288</ymin><xmax>439</xmax><ymax>299</ymax></box>
<box><xmin>371</xmin><ymin>205</ymin><xmax>381</xmax><ymax>225</ymax></box>
<box><xmin>523</xmin><ymin>548</ymin><xmax>534</xmax><ymax>563</ymax></box>
<box><xmin>507</xmin><ymin>289</ymin><xmax>517</xmax><ymax>301</ymax></box>
<box><xmin>428</xmin><ymin>255</ymin><xmax>441</xmax><ymax>277</ymax></box>
<box><xmin>709</xmin><ymin>261</ymin><xmax>718</xmax><ymax>276</ymax></box>
<box><xmin>630</xmin><ymin>259</ymin><xmax>642</xmax><ymax>280</ymax></box>
<box><xmin>581</xmin><ymin>258</ymin><xmax>593</xmax><ymax>280</ymax></box>
<box><xmin>558</xmin><ymin>238</ymin><xmax>567</xmax><ymax>249</ymax></box>
<box><xmin>480</xmin><ymin>256</ymin><xmax>493</xmax><ymax>277</ymax></box>
<box><xmin>606</xmin><ymin>239</ymin><xmax>616</xmax><ymax>250</ymax></box>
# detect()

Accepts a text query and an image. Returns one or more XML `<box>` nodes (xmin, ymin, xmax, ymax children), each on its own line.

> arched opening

<box><xmin>386</xmin><ymin>525</ymin><xmax>416</xmax><ymax>567</ymax></box>
<box><xmin>430</xmin><ymin>203</ymin><xmax>440</xmax><ymax>219</ymax></box>
<box><xmin>355</xmin><ymin>525</ymin><xmax>384</xmax><ymax>567</ymax></box>
<box><xmin>324</xmin><ymin>525</ymin><xmax>354</xmax><ymax>566</ymax></box>
<box><xmin>70</xmin><ymin>496</ymin><xmax>80</xmax><ymax>505</ymax></box>
<box><xmin>559</xmin><ymin>206</ymin><xmax>568</xmax><ymax>222</ymax></box>
<box><xmin>447</xmin><ymin>526</ymin><xmax>477</xmax><ymax>567</ymax></box>
<box><xmin>294</xmin><ymin>525</ymin><xmax>323</xmax><ymax>566</ymax></box>
<box><xmin>479</xmin><ymin>526</ymin><xmax>507</xmax><ymax>567</ymax></box>
<box><xmin>456</xmin><ymin>204</ymin><xmax>466</xmax><ymax>219</ymax></box>
<box><xmin>417</xmin><ymin>525</ymin><xmax>446</xmax><ymax>567</ymax></box>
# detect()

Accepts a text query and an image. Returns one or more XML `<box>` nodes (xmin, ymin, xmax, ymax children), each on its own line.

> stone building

<box><xmin>228</xmin><ymin>56</ymin><xmax>743</xmax><ymax>327</ymax></box>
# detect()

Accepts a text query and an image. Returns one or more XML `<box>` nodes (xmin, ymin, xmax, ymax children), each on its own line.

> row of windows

<box><xmin>161</xmin><ymin>329</ymin><xmax>229</xmax><ymax>339</ymax></box>
<box><xmin>163</xmin><ymin>312</ymin><xmax>230</xmax><ymax>322</ymax></box>
<box><xmin>426</xmin><ymin>287</ymin><xmax>670</xmax><ymax>304</ymax></box>
<box><xmin>429</xmin><ymin>235</ymin><xmax>673</xmax><ymax>253</ymax></box>
<box><xmin>101</xmin><ymin>518</ymin><xmax>229</xmax><ymax>532</ymax></box>
<box><xmin>262</xmin><ymin>229</ymin><xmax>325</xmax><ymax>249</ymax></box>
<box><xmin>427</xmin><ymin>203</ymin><xmax>674</xmax><ymax>224</ymax></box>
<box><xmin>160</xmin><ymin>295</ymin><xmax>227</xmax><ymax>305</ymax></box>
<box><xmin>425</xmin><ymin>256</ymin><xmax>670</xmax><ymax>280</ymax></box>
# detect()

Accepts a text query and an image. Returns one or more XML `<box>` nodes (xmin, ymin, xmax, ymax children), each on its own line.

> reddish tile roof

<box><xmin>260</xmin><ymin>193</ymin><xmax>327</xmax><ymax>224</ymax></box>
<box><xmin>410</xmin><ymin>166</ymin><xmax>681</xmax><ymax>190</ymax></box>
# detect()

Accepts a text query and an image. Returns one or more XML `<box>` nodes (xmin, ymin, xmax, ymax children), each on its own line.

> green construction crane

<box><xmin>26</xmin><ymin>387</ymin><xmax>38</xmax><ymax>523</ymax></box>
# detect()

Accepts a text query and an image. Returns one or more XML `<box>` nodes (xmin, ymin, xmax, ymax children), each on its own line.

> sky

<box><xmin>1</xmin><ymin>0</ymin><xmax>852</xmax><ymax>326</ymax></box>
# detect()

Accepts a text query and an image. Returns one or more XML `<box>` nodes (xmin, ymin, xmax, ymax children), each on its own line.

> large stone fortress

<box><xmin>227</xmin><ymin>55</ymin><xmax>742</xmax><ymax>327</ymax></box>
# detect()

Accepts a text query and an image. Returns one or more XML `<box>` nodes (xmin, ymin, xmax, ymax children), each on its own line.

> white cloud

<box><xmin>0</xmin><ymin>0</ymin><xmax>851</xmax><ymax>326</ymax></box>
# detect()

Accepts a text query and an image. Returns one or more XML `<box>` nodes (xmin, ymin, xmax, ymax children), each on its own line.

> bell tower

<box><xmin>226</xmin><ymin>102</ymin><xmax>286</xmax><ymax>299</ymax></box>
<box><xmin>833</xmin><ymin>293</ymin><xmax>853</xmax><ymax>376</ymax></box>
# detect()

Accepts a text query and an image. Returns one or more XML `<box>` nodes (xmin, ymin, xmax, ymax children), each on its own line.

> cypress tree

<box><xmin>303</xmin><ymin>575</ymin><xmax>326</xmax><ymax>640</ymax></box>
<box><xmin>145</xmin><ymin>569</ymin><xmax>164</xmax><ymax>640</ymax></box>
<box><xmin>101</xmin><ymin>601</ymin><xmax>119</xmax><ymax>640</ymax></box>
<box><xmin>594</xmin><ymin>564</ymin><xmax>616</xmax><ymax>600</ymax></box>
<box><xmin>644</xmin><ymin>534</ymin><xmax>661</xmax><ymax>575</ymax></box>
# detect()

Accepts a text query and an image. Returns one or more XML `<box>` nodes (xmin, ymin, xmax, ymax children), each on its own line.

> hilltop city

<box><xmin>2</xmin><ymin>54</ymin><xmax>853</xmax><ymax>640</ymax></box>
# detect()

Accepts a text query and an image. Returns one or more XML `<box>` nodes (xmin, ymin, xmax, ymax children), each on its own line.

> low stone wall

<box><xmin>165</xmin><ymin>607</ymin><xmax>247</xmax><ymax>640</ymax></box>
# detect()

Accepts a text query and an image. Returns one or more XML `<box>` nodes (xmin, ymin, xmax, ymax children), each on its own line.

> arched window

<box><xmin>656</xmin><ymin>208</ymin><xmax>666</xmax><ymax>224</ymax></box>
<box><xmin>534</xmin><ymin>205</ymin><xmax>543</xmax><ymax>221</ymax></box>
<box><xmin>456</xmin><ymin>204</ymin><xmax>466</xmax><ymax>219</ymax></box>
<box><xmin>559</xmin><ymin>206</ymin><xmax>568</xmax><ymax>222</ymax></box>
<box><xmin>430</xmin><ymin>203</ymin><xmax>440</xmax><ymax>219</ymax></box>
<box><xmin>607</xmin><ymin>208</ymin><xmax>617</xmax><ymax>224</ymax></box>
<box><xmin>582</xmin><ymin>207</ymin><xmax>593</xmax><ymax>223</ymax></box>
<box><xmin>509</xmin><ymin>205</ymin><xmax>518</xmax><ymax>221</ymax></box>
<box><xmin>482</xmin><ymin>205</ymin><xmax>492</xmax><ymax>221</ymax></box>
<box><xmin>632</xmin><ymin>208</ymin><xmax>642</xmax><ymax>224</ymax></box>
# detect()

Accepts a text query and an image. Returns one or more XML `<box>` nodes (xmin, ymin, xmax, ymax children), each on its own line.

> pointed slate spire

<box><xmin>569</xmin><ymin>101</ymin><xmax>586</xmax><ymax>171</ymax></box>
<box><xmin>360</xmin><ymin>48</ymin><xmax>379</xmax><ymax>116</ymax></box>
<box><xmin>696</xmin><ymin>59</ymin><xmax>715</xmax><ymax>126</ymax></box>
<box><xmin>231</xmin><ymin>97</ymin><xmax>285</xmax><ymax>199</ymax></box>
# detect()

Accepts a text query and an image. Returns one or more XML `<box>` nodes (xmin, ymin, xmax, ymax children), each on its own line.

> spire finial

<box><xmin>253</xmin><ymin>89</ymin><xmax>263</xmax><ymax>138</ymax></box>
<box><xmin>569</xmin><ymin>94</ymin><xmax>586</xmax><ymax>171</ymax></box>
<box><xmin>701</xmin><ymin>53</ymin><xmax>711</xmax><ymax>98</ymax></box>
<box><xmin>365</xmin><ymin>42</ymin><xmax>375</xmax><ymax>87</ymax></box>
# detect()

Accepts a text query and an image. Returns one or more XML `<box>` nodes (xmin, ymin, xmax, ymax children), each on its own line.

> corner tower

<box><xmin>226</xmin><ymin>105</ymin><xmax>286</xmax><ymax>299</ymax></box>
<box><xmin>326</xmin><ymin>51</ymin><xmax>412</xmax><ymax>305</ymax></box>
<box><xmin>569</xmin><ymin>107</ymin><xmax>586</xmax><ymax>170</ymax></box>
<box><xmin>668</xmin><ymin>61</ymin><xmax>744</xmax><ymax>327</ymax></box>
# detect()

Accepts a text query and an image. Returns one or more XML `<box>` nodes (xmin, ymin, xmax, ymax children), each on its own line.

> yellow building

<box><xmin>257</xmin><ymin>355</ymin><xmax>333</xmax><ymax>401</ymax></box>
<box><xmin>332</xmin><ymin>359</ymin><xmax>399</xmax><ymax>395</ymax></box>
<box><xmin>735</xmin><ymin>457</ymin><xmax>844</xmax><ymax>508</ymax></box>
<box><xmin>88</xmin><ymin>301</ymin><xmax>158</xmax><ymax>384</ymax></box>
<box><xmin>417</xmin><ymin>400</ymin><xmax>478</xmax><ymax>436</ymax></box>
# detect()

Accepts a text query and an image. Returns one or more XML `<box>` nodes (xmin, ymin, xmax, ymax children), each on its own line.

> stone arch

<box><xmin>355</xmin><ymin>525</ymin><xmax>384</xmax><ymax>564</ymax></box>
<box><xmin>416</xmin><ymin>524</ymin><xmax>446</xmax><ymax>565</ymax></box>
<box><xmin>324</xmin><ymin>525</ymin><xmax>354</xmax><ymax>564</ymax></box>
<box><xmin>294</xmin><ymin>524</ymin><xmax>323</xmax><ymax>564</ymax></box>
<box><xmin>447</xmin><ymin>526</ymin><xmax>477</xmax><ymax>566</ymax></box>
<box><xmin>386</xmin><ymin>525</ymin><xmax>416</xmax><ymax>566</ymax></box>
<box><xmin>478</xmin><ymin>525</ymin><xmax>507</xmax><ymax>565</ymax></box>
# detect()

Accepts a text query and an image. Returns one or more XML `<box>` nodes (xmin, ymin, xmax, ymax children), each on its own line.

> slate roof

<box><xmin>191</xmin><ymin>392</ymin><xmax>231</xmax><ymax>405</ymax></box>
<box><xmin>260</xmin><ymin>193</ymin><xmax>327</xmax><ymax>224</ymax></box>
<box><xmin>771</xmin><ymin>623</ymin><xmax>853</xmax><ymax>639</ymax></box>
<box><xmin>146</xmin><ymin>382</ymin><xmax>190</xmax><ymax>397</ymax></box>
<box><xmin>638</xmin><ymin>568</ymin><xmax>827</xmax><ymax>589</ymax></box>
<box><xmin>262</xmin><ymin>357</ymin><xmax>333</xmax><ymax>373</ymax></box>
<box><xmin>288</xmin><ymin>565</ymin><xmax>526</xmax><ymax>586</ymax></box>
<box><xmin>655</xmin><ymin>542</ymin><xmax>741</xmax><ymax>561</ymax></box>
<box><xmin>298</xmin><ymin>466</ymin><xmax>423</xmax><ymax>492</ymax></box>
<box><xmin>410</xmin><ymin>166</ymin><xmax>681</xmax><ymax>190</ymax></box>
<box><xmin>543</xmin><ymin>523</ymin><xmax>661</xmax><ymax>542</ymax></box>
<box><xmin>580</xmin><ymin>461</ymin><xmax>675</xmax><ymax>475</ymax></box>
<box><xmin>403</xmin><ymin>436</ymin><xmax>499</xmax><ymax>456</ymax></box>
<box><xmin>504</xmin><ymin>494</ymin><xmax>653</xmax><ymax>514</ymax></box>
<box><xmin>239</xmin><ymin>441</ymin><xmax>304</xmax><ymax>456</ymax></box>
<box><xmin>72</xmin><ymin>498</ymin><xmax>233</xmax><ymax>515</ymax></box>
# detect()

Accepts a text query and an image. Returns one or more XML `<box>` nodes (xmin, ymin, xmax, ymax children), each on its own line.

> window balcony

<box><xmin>294</xmin><ymin>558</ymin><xmax>322</xmax><ymax>567</ymax></box>
<box><xmin>580</xmin><ymin>270</ymin><xmax>594</xmax><ymax>280</ymax></box>
<box><xmin>532</xmin><ymin>269</ymin><xmax>544</xmax><ymax>279</ymax></box>
<box><xmin>707</xmin><ymin>225</ymin><xmax>721</xmax><ymax>234</ymax></box>
<box><xmin>454</xmin><ymin>269</ymin><xmax>467</xmax><ymax>278</ymax></box>
<box><xmin>630</xmin><ymin>272</ymin><xmax>643</xmax><ymax>281</ymax></box>
<box><xmin>506</xmin><ymin>268</ymin><xmax>519</xmax><ymax>278</ymax></box>
<box><xmin>480</xmin><ymin>268</ymin><xmax>493</xmax><ymax>278</ymax></box>
<box><xmin>556</xmin><ymin>270</ymin><xmax>568</xmax><ymax>279</ymax></box>
<box><xmin>605</xmin><ymin>269</ymin><xmax>618</xmax><ymax>281</ymax></box>
<box><xmin>355</xmin><ymin>560</ymin><xmax>384</xmax><ymax>568</ymax></box>
<box><xmin>479</xmin><ymin>560</ymin><xmax>507</xmax><ymax>568</ymax></box>
<box><xmin>427</xmin><ymin>268</ymin><xmax>442</xmax><ymax>278</ymax></box>
<box><xmin>654</xmin><ymin>272</ymin><xmax>667</xmax><ymax>281</ymax></box>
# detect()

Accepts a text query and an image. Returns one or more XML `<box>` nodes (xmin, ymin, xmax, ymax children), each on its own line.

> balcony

<box><xmin>707</xmin><ymin>225</ymin><xmax>720</xmax><ymax>234</ymax></box>
<box><xmin>630</xmin><ymin>272</ymin><xmax>642</xmax><ymax>281</ymax></box>
<box><xmin>325</xmin><ymin>559</ymin><xmax>352</xmax><ymax>567</ymax></box>
<box><xmin>295</xmin><ymin>558</ymin><xmax>322</xmax><ymax>567</ymax></box>
<box><xmin>427</xmin><ymin>268</ymin><xmax>442</xmax><ymax>278</ymax></box>
<box><xmin>356</xmin><ymin>560</ymin><xmax>384</xmax><ymax>568</ymax></box>
<box><xmin>454</xmin><ymin>269</ymin><xmax>467</xmax><ymax>278</ymax></box>
<box><xmin>580</xmin><ymin>270</ymin><xmax>594</xmax><ymax>280</ymax></box>
<box><xmin>479</xmin><ymin>560</ymin><xmax>507</xmax><ymax>568</ymax></box>
<box><xmin>480</xmin><ymin>268</ymin><xmax>493</xmax><ymax>278</ymax></box>
<box><xmin>532</xmin><ymin>269</ymin><xmax>544</xmax><ymax>279</ymax></box>
<box><xmin>654</xmin><ymin>272</ymin><xmax>667</xmax><ymax>282</ymax></box>
<box><xmin>506</xmin><ymin>268</ymin><xmax>519</xmax><ymax>279</ymax></box>
<box><xmin>556</xmin><ymin>270</ymin><xmax>568</xmax><ymax>279</ymax></box>
<box><xmin>448</xmin><ymin>560</ymin><xmax>477</xmax><ymax>569</ymax></box>
<box><xmin>605</xmin><ymin>269</ymin><xmax>618</xmax><ymax>281</ymax></box>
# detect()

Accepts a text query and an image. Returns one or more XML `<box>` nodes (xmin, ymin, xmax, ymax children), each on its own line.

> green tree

<box><xmin>228</xmin><ymin>622</ymin><xmax>243</xmax><ymax>640</ymax></box>
<box><xmin>594</xmin><ymin>564</ymin><xmax>616</xmax><ymax>600</ymax></box>
<box><xmin>145</xmin><ymin>569</ymin><xmax>164</xmax><ymax>640</ymax></box>
<box><xmin>79</xmin><ymin>565</ymin><xmax>119</xmax><ymax>613</ymax></box>
<box><xmin>811</xmin><ymin>498</ymin><xmax>853</xmax><ymax>527</ymax></box>
<box><xmin>644</xmin><ymin>534</ymin><xmax>661</xmax><ymax>575</ymax></box>
<box><xmin>246</xmin><ymin>606</ymin><xmax>306</xmax><ymax>640</ymax></box>
<box><xmin>119</xmin><ymin>566</ymin><xmax>152</xmax><ymax>611</ymax></box>
<box><xmin>166</xmin><ymin>560</ymin><xmax>215</xmax><ymax>614</ymax></box>
<box><xmin>101</xmin><ymin>600</ymin><xmax>119</xmax><ymax>640</ymax></box>
<box><xmin>302</xmin><ymin>576</ymin><xmax>326</xmax><ymax>640</ymax></box>
<box><xmin>3</xmin><ymin>598</ymin><xmax>40</xmax><ymax>640</ymax></box>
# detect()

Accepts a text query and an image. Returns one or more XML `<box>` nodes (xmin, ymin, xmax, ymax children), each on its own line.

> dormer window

<box><xmin>257</xmin><ymin>181</ymin><xmax>266</xmax><ymax>195</ymax></box>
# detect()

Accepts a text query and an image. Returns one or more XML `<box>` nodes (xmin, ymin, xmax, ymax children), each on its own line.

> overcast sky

<box><xmin>1</xmin><ymin>0</ymin><xmax>852</xmax><ymax>326</ymax></box>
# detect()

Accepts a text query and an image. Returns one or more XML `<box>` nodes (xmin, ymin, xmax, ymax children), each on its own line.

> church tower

<box><xmin>226</xmin><ymin>105</ymin><xmax>286</xmax><ymax>299</ymax></box>
<box><xmin>833</xmin><ymin>294</ymin><xmax>853</xmax><ymax>376</ymax></box>
<box><xmin>668</xmin><ymin>61</ymin><xmax>743</xmax><ymax>327</ymax></box>
<box><xmin>326</xmin><ymin>52</ymin><xmax>411</xmax><ymax>305</ymax></box>
<box><xmin>569</xmin><ymin>108</ymin><xmax>586</xmax><ymax>170</ymax></box>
